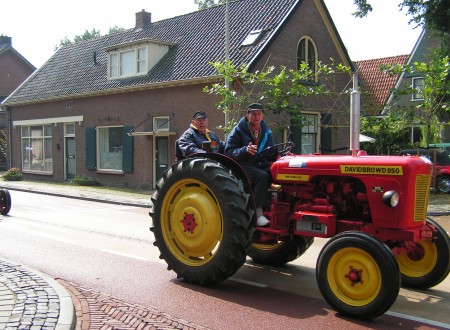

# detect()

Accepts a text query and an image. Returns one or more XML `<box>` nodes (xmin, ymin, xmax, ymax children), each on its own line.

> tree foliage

<box><xmin>55</xmin><ymin>26</ymin><xmax>125</xmax><ymax>50</ymax></box>
<box><xmin>194</xmin><ymin>0</ymin><xmax>226</xmax><ymax>10</ymax></box>
<box><xmin>204</xmin><ymin>60</ymin><xmax>350</xmax><ymax>134</ymax></box>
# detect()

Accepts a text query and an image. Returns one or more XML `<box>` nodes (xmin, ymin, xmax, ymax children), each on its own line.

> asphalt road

<box><xmin>0</xmin><ymin>190</ymin><xmax>449</xmax><ymax>329</ymax></box>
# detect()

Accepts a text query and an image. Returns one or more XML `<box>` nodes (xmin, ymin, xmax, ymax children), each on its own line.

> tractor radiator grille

<box><xmin>414</xmin><ymin>174</ymin><xmax>431</xmax><ymax>222</ymax></box>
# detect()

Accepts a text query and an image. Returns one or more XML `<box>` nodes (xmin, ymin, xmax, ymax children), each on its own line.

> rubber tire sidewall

<box><xmin>316</xmin><ymin>231</ymin><xmax>400</xmax><ymax>320</ymax></box>
<box><xmin>0</xmin><ymin>189</ymin><xmax>11</xmax><ymax>215</ymax></box>
<box><xmin>150</xmin><ymin>158</ymin><xmax>254</xmax><ymax>285</ymax></box>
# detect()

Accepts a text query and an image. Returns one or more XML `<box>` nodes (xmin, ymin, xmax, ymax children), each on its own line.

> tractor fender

<box><xmin>188</xmin><ymin>152</ymin><xmax>257</xmax><ymax>211</ymax></box>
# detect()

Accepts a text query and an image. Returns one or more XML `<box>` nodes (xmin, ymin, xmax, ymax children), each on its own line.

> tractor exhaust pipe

<box><xmin>350</xmin><ymin>72</ymin><xmax>361</xmax><ymax>156</ymax></box>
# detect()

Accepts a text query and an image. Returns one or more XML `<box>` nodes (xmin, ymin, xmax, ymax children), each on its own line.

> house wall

<box><xmin>250</xmin><ymin>0</ymin><xmax>352</xmax><ymax>152</ymax></box>
<box><xmin>9</xmin><ymin>83</ymin><xmax>222</xmax><ymax>189</ymax></box>
<box><xmin>0</xmin><ymin>50</ymin><xmax>34</xmax><ymax>99</ymax></box>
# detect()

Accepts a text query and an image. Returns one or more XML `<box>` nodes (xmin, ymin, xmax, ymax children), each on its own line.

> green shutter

<box><xmin>122</xmin><ymin>126</ymin><xmax>133</xmax><ymax>173</ymax></box>
<box><xmin>86</xmin><ymin>127</ymin><xmax>96</xmax><ymax>170</ymax></box>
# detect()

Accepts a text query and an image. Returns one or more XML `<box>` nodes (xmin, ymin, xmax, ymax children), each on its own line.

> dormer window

<box><xmin>109</xmin><ymin>46</ymin><xmax>148</xmax><ymax>79</ymax></box>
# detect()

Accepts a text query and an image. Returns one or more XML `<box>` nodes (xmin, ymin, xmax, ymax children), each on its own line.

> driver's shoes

<box><xmin>257</xmin><ymin>215</ymin><xmax>270</xmax><ymax>226</ymax></box>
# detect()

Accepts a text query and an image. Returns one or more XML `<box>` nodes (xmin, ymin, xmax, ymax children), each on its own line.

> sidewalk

<box><xmin>0</xmin><ymin>179</ymin><xmax>448</xmax><ymax>329</ymax></box>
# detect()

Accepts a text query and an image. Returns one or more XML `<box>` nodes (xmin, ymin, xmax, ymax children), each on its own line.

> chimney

<box><xmin>0</xmin><ymin>36</ymin><xmax>12</xmax><ymax>47</ymax></box>
<box><xmin>136</xmin><ymin>9</ymin><xmax>151</xmax><ymax>29</ymax></box>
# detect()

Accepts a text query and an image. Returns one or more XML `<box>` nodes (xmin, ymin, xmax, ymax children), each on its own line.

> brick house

<box><xmin>1</xmin><ymin>0</ymin><xmax>353</xmax><ymax>189</ymax></box>
<box><xmin>0</xmin><ymin>36</ymin><xmax>36</xmax><ymax>168</ymax></box>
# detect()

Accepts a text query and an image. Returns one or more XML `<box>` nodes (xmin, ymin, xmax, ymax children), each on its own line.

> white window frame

<box><xmin>21</xmin><ymin>125</ymin><xmax>53</xmax><ymax>174</ymax></box>
<box><xmin>153</xmin><ymin>116</ymin><xmax>170</xmax><ymax>132</ymax></box>
<box><xmin>297</xmin><ymin>36</ymin><xmax>318</xmax><ymax>82</ymax></box>
<box><xmin>108</xmin><ymin>46</ymin><xmax>147</xmax><ymax>79</ymax></box>
<box><xmin>300</xmin><ymin>112</ymin><xmax>319</xmax><ymax>154</ymax></box>
<box><xmin>96</xmin><ymin>126</ymin><xmax>124</xmax><ymax>172</ymax></box>
<box><xmin>412</xmin><ymin>77</ymin><xmax>424</xmax><ymax>101</ymax></box>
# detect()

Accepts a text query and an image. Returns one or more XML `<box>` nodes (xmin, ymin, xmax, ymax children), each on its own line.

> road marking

<box><xmin>230</xmin><ymin>278</ymin><xmax>268</xmax><ymax>288</ymax></box>
<box><xmin>386</xmin><ymin>311</ymin><xmax>450</xmax><ymax>329</ymax></box>
<box><xmin>101</xmin><ymin>249</ymin><xmax>149</xmax><ymax>261</ymax></box>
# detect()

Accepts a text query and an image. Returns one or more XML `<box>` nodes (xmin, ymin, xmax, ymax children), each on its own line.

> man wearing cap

<box><xmin>177</xmin><ymin>111</ymin><xmax>225</xmax><ymax>158</ymax></box>
<box><xmin>225</xmin><ymin>103</ymin><xmax>277</xmax><ymax>226</ymax></box>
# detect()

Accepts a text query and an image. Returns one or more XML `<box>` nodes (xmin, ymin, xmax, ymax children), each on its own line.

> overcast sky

<box><xmin>1</xmin><ymin>0</ymin><xmax>422</xmax><ymax>69</ymax></box>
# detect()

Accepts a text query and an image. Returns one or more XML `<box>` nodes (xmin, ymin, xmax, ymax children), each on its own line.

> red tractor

<box><xmin>150</xmin><ymin>143</ymin><xmax>450</xmax><ymax>320</ymax></box>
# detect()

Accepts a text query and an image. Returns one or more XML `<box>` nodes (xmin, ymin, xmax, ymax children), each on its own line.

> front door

<box><xmin>65</xmin><ymin>123</ymin><xmax>76</xmax><ymax>180</ymax></box>
<box><xmin>155</xmin><ymin>136</ymin><xmax>168</xmax><ymax>182</ymax></box>
<box><xmin>65</xmin><ymin>137</ymin><xmax>76</xmax><ymax>180</ymax></box>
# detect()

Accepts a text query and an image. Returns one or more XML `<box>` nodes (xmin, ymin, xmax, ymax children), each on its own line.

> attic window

<box><xmin>241</xmin><ymin>30</ymin><xmax>263</xmax><ymax>46</ymax></box>
<box><xmin>108</xmin><ymin>46</ymin><xmax>148</xmax><ymax>79</ymax></box>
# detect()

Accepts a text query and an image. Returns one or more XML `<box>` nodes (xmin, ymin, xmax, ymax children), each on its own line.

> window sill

<box><xmin>22</xmin><ymin>171</ymin><xmax>53</xmax><ymax>176</ymax></box>
<box><xmin>95</xmin><ymin>170</ymin><xmax>124</xmax><ymax>175</ymax></box>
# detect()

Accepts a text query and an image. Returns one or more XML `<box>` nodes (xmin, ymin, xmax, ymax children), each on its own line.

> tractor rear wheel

<box><xmin>0</xmin><ymin>189</ymin><xmax>11</xmax><ymax>215</ymax></box>
<box><xmin>249</xmin><ymin>236</ymin><xmax>314</xmax><ymax>266</ymax></box>
<box><xmin>316</xmin><ymin>232</ymin><xmax>400</xmax><ymax>320</ymax></box>
<box><xmin>150</xmin><ymin>158</ymin><xmax>254</xmax><ymax>285</ymax></box>
<box><xmin>396</xmin><ymin>218</ymin><xmax>450</xmax><ymax>289</ymax></box>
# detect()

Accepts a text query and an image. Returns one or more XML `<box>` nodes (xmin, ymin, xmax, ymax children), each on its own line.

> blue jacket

<box><xmin>178</xmin><ymin>125</ymin><xmax>225</xmax><ymax>157</ymax></box>
<box><xmin>225</xmin><ymin>117</ymin><xmax>277</xmax><ymax>167</ymax></box>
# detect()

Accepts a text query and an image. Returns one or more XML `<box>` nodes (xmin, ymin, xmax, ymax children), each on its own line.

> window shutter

<box><xmin>122</xmin><ymin>126</ymin><xmax>133</xmax><ymax>173</ymax></box>
<box><xmin>86</xmin><ymin>127</ymin><xmax>96</xmax><ymax>170</ymax></box>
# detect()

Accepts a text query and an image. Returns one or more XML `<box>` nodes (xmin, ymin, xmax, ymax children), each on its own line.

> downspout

<box><xmin>350</xmin><ymin>72</ymin><xmax>361</xmax><ymax>156</ymax></box>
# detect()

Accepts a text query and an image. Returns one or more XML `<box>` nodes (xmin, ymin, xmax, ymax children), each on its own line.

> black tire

<box><xmin>396</xmin><ymin>218</ymin><xmax>450</xmax><ymax>289</ymax></box>
<box><xmin>0</xmin><ymin>189</ymin><xmax>11</xmax><ymax>215</ymax></box>
<box><xmin>150</xmin><ymin>158</ymin><xmax>254</xmax><ymax>285</ymax></box>
<box><xmin>436</xmin><ymin>175</ymin><xmax>450</xmax><ymax>193</ymax></box>
<box><xmin>249</xmin><ymin>236</ymin><xmax>314</xmax><ymax>266</ymax></box>
<box><xmin>316</xmin><ymin>232</ymin><xmax>400</xmax><ymax>320</ymax></box>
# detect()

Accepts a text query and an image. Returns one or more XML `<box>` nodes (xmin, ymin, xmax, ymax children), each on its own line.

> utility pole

<box><xmin>224</xmin><ymin>0</ymin><xmax>230</xmax><ymax>135</ymax></box>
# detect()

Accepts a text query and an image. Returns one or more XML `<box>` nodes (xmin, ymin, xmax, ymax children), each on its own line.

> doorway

<box><xmin>155</xmin><ymin>136</ymin><xmax>168</xmax><ymax>182</ymax></box>
<box><xmin>65</xmin><ymin>123</ymin><xmax>76</xmax><ymax>180</ymax></box>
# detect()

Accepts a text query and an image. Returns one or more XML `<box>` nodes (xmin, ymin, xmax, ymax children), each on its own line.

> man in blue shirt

<box><xmin>225</xmin><ymin>103</ymin><xmax>277</xmax><ymax>226</ymax></box>
<box><xmin>178</xmin><ymin>111</ymin><xmax>225</xmax><ymax>158</ymax></box>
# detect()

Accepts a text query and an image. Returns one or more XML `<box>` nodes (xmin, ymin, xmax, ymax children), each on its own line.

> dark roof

<box><xmin>4</xmin><ymin>0</ymin><xmax>309</xmax><ymax>106</ymax></box>
<box><xmin>355</xmin><ymin>55</ymin><xmax>409</xmax><ymax>112</ymax></box>
<box><xmin>0</xmin><ymin>43</ymin><xmax>36</xmax><ymax>71</ymax></box>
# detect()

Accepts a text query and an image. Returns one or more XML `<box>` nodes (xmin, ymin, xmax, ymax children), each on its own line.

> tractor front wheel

<box><xmin>396</xmin><ymin>218</ymin><xmax>450</xmax><ymax>289</ymax></box>
<box><xmin>316</xmin><ymin>232</ymin><xmax>400</xmax><ymax>320</ymax></box>
<box><xmin>150</xmin><ymin>158</ymin><xmax>254</xmax><ymax>285</ymax></box>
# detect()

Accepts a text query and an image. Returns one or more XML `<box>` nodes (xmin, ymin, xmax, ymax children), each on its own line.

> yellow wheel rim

<box><xmin>327</xmin><ymin>247</ymin><xmax>381</xmax><ymax>307</ymax></box>
<box><xmin>396</xmin><ymin>240</ymin><xmax>437</xmax><ymax>278</ymax></box>
<box><xmin>161</xmin><ymin>178</ymin><xmax>223</xmax><ymax>266</ymax></box>
<box><xmin>252</xmin><ymin>242</ymin><xmax>284</xmax><ymax>251</ymax></box>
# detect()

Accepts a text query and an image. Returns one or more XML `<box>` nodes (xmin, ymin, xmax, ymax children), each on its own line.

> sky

<box><xmin>1</xmin><ymin>0</ymin><xmax>423</xmax><ymax>69</ymax></box>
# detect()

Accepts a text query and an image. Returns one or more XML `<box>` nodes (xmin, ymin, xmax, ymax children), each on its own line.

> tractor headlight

<box><xmin>383</xmin><ymin>190</ymin><xmax>399</xmax><ymax>207</ymax></box>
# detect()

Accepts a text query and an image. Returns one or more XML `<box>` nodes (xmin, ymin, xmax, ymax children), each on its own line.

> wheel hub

<box><xmin>406</xmin><ymin>243</ymin><xmax>425</xmax><ymax>261</ymax></box>
<box><xmin>181</xmin><ymin>212</ymin><xmax>198</xmax><ymax>234</ymax></box>
<box><xmin>346</xmin><ymin>266</ymin><xmax>364</xmax><ymax>285</ymax></box>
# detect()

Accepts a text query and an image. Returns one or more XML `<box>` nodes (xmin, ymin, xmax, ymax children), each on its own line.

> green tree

<box><xmin>204</xmin><ymin>59</ymin><xmax>350</xmax><ymax>134</ymax></box>
<box><xmin>55</xmin><ymin>26</ymin><xmax>125</xmax><ymax>50</ymax></box>
<box><xmin>194</xmin><ymin>0</ymin><xmax>226</xmax><ymax>10</ymax></box>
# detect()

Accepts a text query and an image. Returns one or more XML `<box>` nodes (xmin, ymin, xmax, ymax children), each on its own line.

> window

<box><xmin>301</xmin><ymin>114</ymin><xmax>318</xmax><ymax>154</ymax></box>
<box><xmin>241</xmin><ymin>30</ymin><xmax>264</xmax><ymax>46</ymax></box>
<box><xmin>297</xmin><ymin>37</ymin><xmax>317</xmax><ymax>81</ymax></box>
<box><xmin>109</xmin><ymin>46</ymin><xmax>147</xmax><ymax>79</ymax></box>
<box><xmin>412</xmin><ymin>77</ymin><xmax>424</xmax><ymax>101</ymax></box>
<box><xmin>85</xmin><ymin>126</ymin><xmax>133</xmax><ymax>173</ymax></box>
<box><xmin>153</xmin><ymin>117</ymin><xmax>169</xmax><ymax>132</ymax></box>
<box><xmin>21</xmin><ymin>125</ymin><xmax>53</xmax><ymax>173</ymax></box>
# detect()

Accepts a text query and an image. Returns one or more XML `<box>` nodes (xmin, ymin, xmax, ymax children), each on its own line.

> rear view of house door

<box><xmin>155</xmin><ymin>136</ymin><xmax>168</xmax><ymax>182</ymax></box>
<box><xmin>65</xmin><ymin>123</ymin><xmax>76</xmax><ymax>180</ymax></box>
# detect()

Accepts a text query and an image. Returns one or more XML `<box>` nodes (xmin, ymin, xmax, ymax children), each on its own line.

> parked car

<box><xmin>399</xmin><ymin>148</ymin><xmax>450</xmax><ymax>193</ymax></box>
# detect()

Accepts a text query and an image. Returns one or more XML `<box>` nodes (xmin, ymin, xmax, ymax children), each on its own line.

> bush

<box><xmin>3</xmin><ymin>167</ymin><xmax>24</xmax><ymax>181</ymax></box>
<box><xmin>71</xmin><ymin>176</ymin><xmax>99</xmax><ymax>186</ymax></box>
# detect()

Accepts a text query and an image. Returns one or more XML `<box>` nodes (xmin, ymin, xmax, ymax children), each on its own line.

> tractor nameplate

<box><xmin>340</xmin><ymin>165</ymin><xmax>403</xmax><ymax>176</ymax></box>
<box><xmin>276</xmin><ymin>174</ymin><xmax>310</xmax><ymax>181</ymax></box>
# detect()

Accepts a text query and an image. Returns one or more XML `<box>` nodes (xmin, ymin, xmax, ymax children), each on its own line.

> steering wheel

<box><xmin>259</xmin><ymin>141</ymin><xmax>295</xmax><ymax>158</ymax></box>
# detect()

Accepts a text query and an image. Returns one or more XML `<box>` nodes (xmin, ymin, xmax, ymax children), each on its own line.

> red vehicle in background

<box><xmin>399</xmin><ymin>146</ymin><xmax>450</xmax><ymax>193</ymax></box>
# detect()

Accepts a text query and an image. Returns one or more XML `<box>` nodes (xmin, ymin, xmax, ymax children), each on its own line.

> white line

<box><xmin>229</xmin><ymin>277</ymin><xmax>268</xmax><ymax>288</ymax></box>
<box><xmin>100</xmin><ymin>249</ymin><xmax>149</xmax><ymax>261</ymax></box>
<box><xmin>386</xmin><ymin>311</ymin><xmax>450</xmax><ymax>329</ymax></box>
